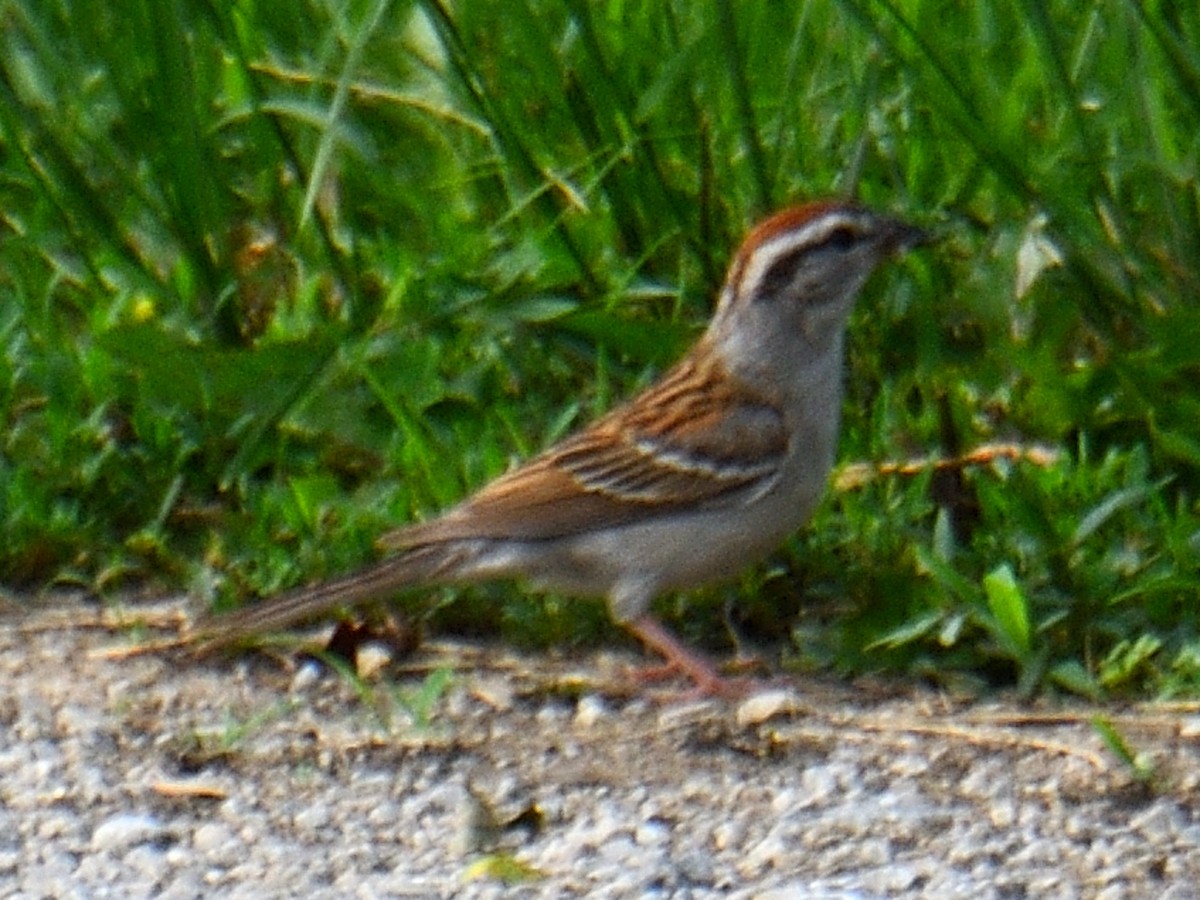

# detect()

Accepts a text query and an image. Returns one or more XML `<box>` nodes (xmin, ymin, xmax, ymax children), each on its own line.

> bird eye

<box><xmin>824</xmin><ymin>226</ymin><xmax>858</xmax><ymax>251</ymax></box>
<box><xmin>754</xmin><ymin>247</ymin><xmax>807</xmax><ymax>300</ymax></box>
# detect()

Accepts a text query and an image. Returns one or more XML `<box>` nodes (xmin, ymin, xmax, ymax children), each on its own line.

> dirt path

<box><xmin>3</xmin><ymin>598</ymin><xmax>1199</xmax><ymax>898</ymax></box>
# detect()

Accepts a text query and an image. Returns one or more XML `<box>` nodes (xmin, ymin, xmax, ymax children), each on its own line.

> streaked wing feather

<box><xmin>381</xmin><ymin>356</ymin><xmax>787</xmax><ymax>547</ymax></box>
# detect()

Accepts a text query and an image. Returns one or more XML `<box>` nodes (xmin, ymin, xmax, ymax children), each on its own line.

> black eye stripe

<box><xmin>752</xmin><ymin>225</ymin><xmax>864</xmax><ymax>300</ymax></box>
<box><xmin>757</xmin><ymin>247</ymin><xmax>808</xmax><ymax>298</ymax></box>
<box><xmin>823</xmin><ymin>225</ymin><xmax>859</xmax><ymax>250</ymax></box>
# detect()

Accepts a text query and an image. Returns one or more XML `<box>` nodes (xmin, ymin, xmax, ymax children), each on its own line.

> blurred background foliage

<box><xmin>1</xmin><ymin>0</ymin><xmax>1197</xmax><ymax>697</ymax></box>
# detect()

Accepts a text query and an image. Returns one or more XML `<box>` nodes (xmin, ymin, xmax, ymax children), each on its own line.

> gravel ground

<box><xmin>3</xmin><ymin>597</ymin><xmax>1200</xmax><ymax>899</ymax></box>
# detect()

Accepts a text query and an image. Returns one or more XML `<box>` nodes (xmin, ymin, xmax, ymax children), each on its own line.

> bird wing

<box><xmin>379</xmin><ymin>357</ymin><xmax>788</xmax><ymax>547</ymax></box>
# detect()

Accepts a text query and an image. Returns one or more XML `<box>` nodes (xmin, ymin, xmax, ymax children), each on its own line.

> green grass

<box><xmin>1</xmin><ymin>0</ymin><xmax>1198</xmax><ymax>698</ymax></box>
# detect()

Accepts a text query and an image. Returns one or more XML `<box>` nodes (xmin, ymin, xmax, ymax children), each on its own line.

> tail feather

<box><xmin>192</xmin><ymin>545</ymin><xmax>458</xmax><ymax>652</ymax></box>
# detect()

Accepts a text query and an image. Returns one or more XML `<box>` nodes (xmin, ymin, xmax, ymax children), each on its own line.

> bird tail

<box><xmin>190</xmin><ymin>545</ymin><xmax>460</xmax><ymax>653</ymax></box>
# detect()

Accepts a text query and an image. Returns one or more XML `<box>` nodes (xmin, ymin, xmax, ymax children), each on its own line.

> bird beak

<box><xmin>886</xmin><ymin>217</ymin><xmax>934</xmax><ymax>253</ymax></box>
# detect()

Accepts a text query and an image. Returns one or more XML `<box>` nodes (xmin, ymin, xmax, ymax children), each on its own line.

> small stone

<box><xmin>294</xmin><ymin>803</ymin><xmax>330</xmax><ymax>833</ymax></box>
<box><xmin>798</xmin><ymin>764</ymin><xmax>838</xmax><ymax>807</ymax></box>
<box><xmin>91</xmin><ymin>813</ymin><xmax>166</xmax><ymax>853</ymax></box>
<box><xmin>769</xmin><ymin>788</ymin><xmax>799</xmax><ymax>816</ymax></box>
<box><xmin>470</xmin><ymin>676</ymin><xmax>515</xmax><ymax>711</ymax></box>
<box><xmin>989</xmin><ymin>799</ymin><xmax>1016</xmax><ymax>829</ymax></box>
<box><xmin>290</xmin><ymin>660</ymin><xmax>322</xmax><ymax>692</ymax></box>
<box><xmin>634</xmin><ymin>819</ymin><xmax>670</xmax><ymax>846</ymax></box>
<box><xmin>736</xmin><ymin>689</ymin><xmax>800</xmax><ymax>727</ymax></box>
<box><xmin>356</xmin><ymin>644</ymin><xmax>392</xmax><ymax>679</ymax></box>
<box><xmin>712</xmin><ymin>820</ymin><xmax>744</xmax><ymax>851</ymax></box>
<box><xmin>193</xmin><ymin>822</ymin><xmax>236</xmax><ymax>855</ymax></box>
<box><xmin>739</xmin><ymin>831</ymin><xmax>788</xmax><ymax>874</ymax></box>
<box><xmin>574</xmin><ymin>695</ymin><xmax>608</xmax><ymax>728</ymax></box>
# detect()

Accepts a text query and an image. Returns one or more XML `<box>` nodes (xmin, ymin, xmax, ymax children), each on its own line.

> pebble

<box><xmin>634</xmin><ymin>818</ymin><xmax>670</xmax><ymax>846</ymax></box>
<box><xmin>573</xmin><ymin>694</ymin><xmax>608</xmax><ymax>728</ymax></box>
<box><xmin>192</xmin><ymin>822</ymin><xmax>236</xmax><ymax>855</ymax></box>
<box><xmin>735</xmin><ymin>688</ymin><xmax>799</xmax><ymax>726</ymax></box>
<box><xmin>91</xmin><ymin>813</ymin><xmax>167</xmax><ymax>853</ymax></box>
<box><xmin>3</xmin><ymin>606</ymin><xmax>1199</xmax><ymax>898</ymax></box>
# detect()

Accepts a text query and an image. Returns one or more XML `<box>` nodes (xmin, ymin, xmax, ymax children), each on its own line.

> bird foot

<box><xmin>623</xmin><ymin>614</ymin><xmax>775</xmax><ymax>700</ymax></box>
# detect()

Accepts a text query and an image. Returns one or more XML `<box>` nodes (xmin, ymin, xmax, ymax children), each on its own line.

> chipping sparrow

<box><xmin>196</xmin><ymin>200</ymin><xmax>929</xmax><ymax>695</ymax></box>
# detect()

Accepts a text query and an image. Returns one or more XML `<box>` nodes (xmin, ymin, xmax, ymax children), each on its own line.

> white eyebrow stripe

<box><xmin>736</xmin><ymin>212</ymin><xmax>864</xmax><ymax>300</ymax></box>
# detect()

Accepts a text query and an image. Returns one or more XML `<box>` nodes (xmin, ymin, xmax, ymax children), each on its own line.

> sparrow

<box><xmin>195</xmin><ymin>200</ymin><xmax>929</xmax><ymax>695</ymax></box>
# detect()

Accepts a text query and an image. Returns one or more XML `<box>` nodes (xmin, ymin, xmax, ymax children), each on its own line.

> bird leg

<box><xmin>624</xmin><ymin>614</ymin><xmax>756</xmax><ymax>699</ymax></box>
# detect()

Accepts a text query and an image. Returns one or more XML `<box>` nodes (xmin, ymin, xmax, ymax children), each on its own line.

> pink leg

<box><xmin>625</xmin><ymin>614</ymin><xmax>754</xmax><ymax>699</ymax></box>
